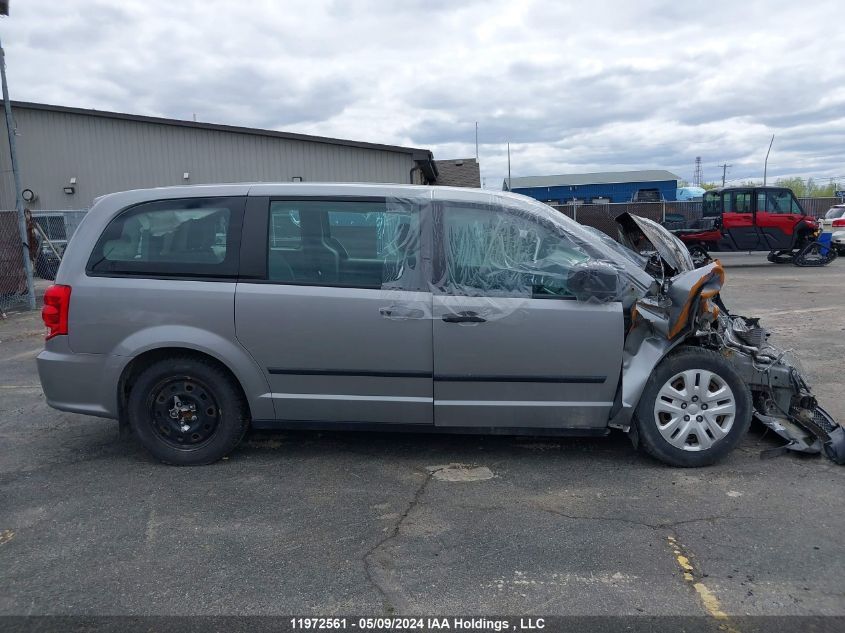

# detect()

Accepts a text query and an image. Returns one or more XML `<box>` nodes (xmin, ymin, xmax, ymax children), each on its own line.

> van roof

<box><xmin>92</xmin><ymin>182</ymin><xmax>536</xmax><ymax>210</ymax></box>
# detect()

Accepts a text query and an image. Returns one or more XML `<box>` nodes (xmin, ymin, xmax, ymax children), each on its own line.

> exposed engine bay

<box><xmin>616</xmin><ymin>212</ymin><xmax>845</xmax><ymax>464</ymax></box>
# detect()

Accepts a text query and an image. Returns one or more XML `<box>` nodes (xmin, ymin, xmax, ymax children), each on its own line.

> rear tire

<box><xmin>634</xmin><ymin>347</ymin><xmax>751</xmax><ymax>467</ymax></box>
<box><xmin>127</xmin><ymin>356</ymin><xmax>249</xmax><ymax>465</ymax></box>
<box><xmin>767</xmin><ymin>250</ymin><xmax>794</xmax><ymax>264</ymax></box>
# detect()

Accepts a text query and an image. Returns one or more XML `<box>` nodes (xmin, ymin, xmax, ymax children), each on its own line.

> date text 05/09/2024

<box><xmin>289</xmin><ymin>617</ymin><xmax>546</xmax><ymax>631</ymax></box>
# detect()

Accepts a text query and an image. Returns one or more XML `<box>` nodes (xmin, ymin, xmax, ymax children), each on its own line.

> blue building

<box><xmin>504</xmin><ymin>169</ymin><xmax>681</xmax><ymax>203</ymax></box>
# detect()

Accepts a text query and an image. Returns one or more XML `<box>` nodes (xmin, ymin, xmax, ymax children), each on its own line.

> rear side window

<box><xmin>733</xmin><ymin>192</ymin><xmax>751</xmax><ymax>213</ymax></box>
<box><xmin>88</xmin><ymin>197</ymin><xmax>244</xmax><ymax>277</ymax></box>
<box><xmin>267</xmin><ymin>199</ymin><xmax>421</xmax><ymax>289</ymax></box>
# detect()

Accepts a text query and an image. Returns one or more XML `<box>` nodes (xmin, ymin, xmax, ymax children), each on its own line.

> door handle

<box><xmin>441</xmin><ymin>310</ymin><xmax>486</xmax><ymax>323</ymax></box>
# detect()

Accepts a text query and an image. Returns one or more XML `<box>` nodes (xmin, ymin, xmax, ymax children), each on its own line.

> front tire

<box><xmin>634</xmin><ymin>347</ymin><xmax>751</xmax><ymax>467</ymax></box>
<box><xmin>127</xmin><ymin>356</ymin><xmax>249</xmax><ymax>465</ymax></box>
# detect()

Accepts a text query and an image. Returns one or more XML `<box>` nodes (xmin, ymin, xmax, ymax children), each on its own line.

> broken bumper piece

<box><xmin>802</xmin><ymin>405</ymin><xmax>845</xmax><ymax>465</ymax></box>
<box><xmin>715</xmin><ymin>315</ymin><xmax>845</xmax><ymax>465</ymax></box>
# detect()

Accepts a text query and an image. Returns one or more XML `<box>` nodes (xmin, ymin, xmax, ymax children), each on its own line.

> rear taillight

<box><xmin>42</xmin><ymin>284</ymin><xmax>71</xmax><ymax>340</ymax></box>
<box><xmin>832</xmin><ymin>219</ymin><xmax>845</xmax><ymax>228</ymax></box>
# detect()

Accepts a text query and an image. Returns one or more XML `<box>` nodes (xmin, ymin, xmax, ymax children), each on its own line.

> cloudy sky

<box><xmin>3</xmin><ymin>0</ymin><xmax>843</xmax><ymax>187</ymax></box>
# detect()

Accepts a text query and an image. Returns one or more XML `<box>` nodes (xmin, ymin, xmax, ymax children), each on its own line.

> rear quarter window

<box><xmin>87</xmin><ymin>197</ymin><xmax>245</xmax><ymax>278</ymax></box>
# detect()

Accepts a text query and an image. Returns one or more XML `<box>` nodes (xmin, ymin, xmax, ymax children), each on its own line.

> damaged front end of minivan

<box><xmin>614</xmin><ymin>212</ymin><xmax>845</xmax><ymax>464</ymax></box>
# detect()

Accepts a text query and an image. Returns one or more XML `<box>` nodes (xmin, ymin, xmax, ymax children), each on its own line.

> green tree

<box><xmin>774</xmin><ymin>177</ymin><xmax>841</xmax><ymax>197</ymax></box>
<box><xmin>774</xmin><ymin>176</ymin><xmax>807</xmax><ymax>196</ymax></box>
<box><xmin>809</xmin><ymin>179</ymin><xmax>840</xmax><ymax>197</ymax></box>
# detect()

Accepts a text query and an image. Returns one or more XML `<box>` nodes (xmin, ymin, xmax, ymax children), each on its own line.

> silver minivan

<box><xmin>37</xmin><ymin>184</ymin><xmax>844</xmax><ymax>466</ymax></box>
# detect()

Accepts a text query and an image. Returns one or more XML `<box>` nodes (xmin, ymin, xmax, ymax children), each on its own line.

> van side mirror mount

<box><xmin>566</xmin><ymin>262</ymin><xmax>621</xmax><ymax>303</ymax></box>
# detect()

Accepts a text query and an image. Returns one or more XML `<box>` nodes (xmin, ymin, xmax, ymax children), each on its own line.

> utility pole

<box><xmin>506</xmin><ymin>143</ymin><xmax>511</xmax><ymax>191</ymax></box>
<box><xmin>474</xmin><ymin>122</ymin><xmax>478</xmax><ymax>163</ymax></box>
<box><xmin>720</xmin><ymin>163</ymin><xmax>731</xmax><ymax>187</ymax></box>
<box><xmin>763</xmin><ymin>134</ymin><xmax>774</xmax><ymax>185</ymax></box>
<box><xmin>0</xmin><ymin>3</ymin><xmax>36</xmax><ymax>310</ymax></box>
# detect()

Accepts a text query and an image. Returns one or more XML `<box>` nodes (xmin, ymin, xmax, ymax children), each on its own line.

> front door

<box><xmin>755</xmin><ymin>189</ymin><xmax>803</xmax><ymax>250</ymax></box>
<box><xmin>431</xmin><ymin>201</ymin><xmax>623</xmax><ymax>429</ymax></box>
<box><xmin>235</xmin><ymin>197</ymin><xmax>433</xmax><ymax>425</ymax></box>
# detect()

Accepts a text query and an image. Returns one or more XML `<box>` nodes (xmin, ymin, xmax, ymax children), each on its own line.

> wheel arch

<box><xmin>610</xmin><ymin>335</ymin><xmax>689</xmax><ymax>430</ymax></box>
<box><xmin>116</xmin><ymin>346</ymin><xmax>268</xmax><ymax>430</ymax></box>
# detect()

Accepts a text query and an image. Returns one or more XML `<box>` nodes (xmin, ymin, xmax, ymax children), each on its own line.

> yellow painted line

<box><xmin>667</xmin><ymin>536</ymin><xmax>740</xmax><ymax>633</ymax></box>
<box><xmin>0</xmin><ymin>529</ymin><xmax>14</xmax><ymax>546</ymax></box>
<box><xmin>693</xmin><ymin>582</ymin><xmax>730</xmax><ymax>619</ymax></box>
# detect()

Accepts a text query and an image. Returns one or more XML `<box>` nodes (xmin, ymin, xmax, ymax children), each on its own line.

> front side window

<box><xmin>759</xmin><ymin>190</ymin><xmax>801</xmax><ymax>214</ymax></box>
<box><xmin>267</xmin><ymin>200</ymin><xmax>421</xmax><ymax>289</ymax></box>
<box><xmin>88</xmin><ymin>197</ymin><xmax>243</xmax><ymax>277</ymax></box>
<box><xmin>438</xmin><ymin>204</ymin><xmax>590</xmax><ymax>298</ymax></box>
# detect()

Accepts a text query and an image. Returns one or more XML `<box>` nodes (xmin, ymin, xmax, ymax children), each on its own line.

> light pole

<box><xmin>506</xmin><ymin>142</ymin><xmax>511</xmax><ymax>191</ymax></box>
<box><xmin>0</xmin><ymin>2</ymin><xmax>36</xmax><ymax>310</ymax></box>
<box><xmin>763</xmin><ymin>135</ymin><xmax>774</xmax><ymax>185</ymax></box>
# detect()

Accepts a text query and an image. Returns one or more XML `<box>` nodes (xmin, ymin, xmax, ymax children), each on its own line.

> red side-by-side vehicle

<box><xmin>671</xmin><ymin>186</ymin><xmax>835</xmax><ymax>267</ymax></box>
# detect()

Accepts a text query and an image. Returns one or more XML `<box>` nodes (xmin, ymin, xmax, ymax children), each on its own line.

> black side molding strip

<box><xmin>267</xmin><ymin>368</ymin><xmax>605</xmax><ymax>384</ymax></box>
<box><xmin>434</xmin><ymin>375</ymin><xmax>606</xmax><ymax>384</ymax></box>
<box><xmin>267</xmin><ymin>368</ymin><xmax>431</xmax><ymax>378</ymax></box>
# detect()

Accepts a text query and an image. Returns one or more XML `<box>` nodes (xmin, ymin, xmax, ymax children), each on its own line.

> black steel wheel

<box><xmin>128</xmin><ymin>356</ymin><xmax>249</xmax><ymax>465</ymax></box>
<box><xmin>148</xmin><ymin>376</ymin><xmax>221</xmax><ymax>449</ymax></box>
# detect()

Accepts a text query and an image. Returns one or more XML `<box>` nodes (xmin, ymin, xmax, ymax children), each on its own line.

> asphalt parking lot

<box><xmin>1</xmin><ymin>253</ymin><xmax>843</xmax><ymax>620</ymax></box>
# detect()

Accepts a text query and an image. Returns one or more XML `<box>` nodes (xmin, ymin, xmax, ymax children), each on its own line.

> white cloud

<box><xmin>2</xmin><ymin>0</ymin><xmax>843</xmax><ymax>187</ymax></box>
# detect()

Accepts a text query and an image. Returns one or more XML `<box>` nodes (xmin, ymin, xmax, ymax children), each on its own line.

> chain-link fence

<box><xmin>1</xmin><ymin>209</ymin><xmax>88</xmax><ymax>314</ymax></box>
<box><xmin>0</xmin><ymin>209</ymin><xmax>30</xmax><ymax>313</ymax></box>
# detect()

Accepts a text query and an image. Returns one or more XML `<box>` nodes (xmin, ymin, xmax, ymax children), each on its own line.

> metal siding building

<box><xmin>505</xmin><ymin>170</ymin><xmax>681</xmax><ymax>203</ymax></box>
<box><xmin>0</xmin><ymin>101</ymin><xmax>438</xmax><ymax>211</ymax></box>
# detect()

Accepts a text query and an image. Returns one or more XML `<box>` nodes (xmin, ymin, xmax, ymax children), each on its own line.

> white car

<box><xmin>820</xmin><ymin>205</ymin><xmax>845</xmax><ymax>254</ymax></box>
